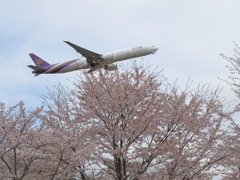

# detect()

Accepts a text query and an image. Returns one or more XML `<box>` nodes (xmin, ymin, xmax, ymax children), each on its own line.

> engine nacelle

<box><xmin>104</xmin><ymin>64</ymin><xmax>118</xmax><ymax>71</ymax></box>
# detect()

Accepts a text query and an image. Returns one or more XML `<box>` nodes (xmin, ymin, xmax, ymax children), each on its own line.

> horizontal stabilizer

<box><xmin>27</xmin><ymin>65</ymin><xmax>46</xmax><ymax>71</ymax></box>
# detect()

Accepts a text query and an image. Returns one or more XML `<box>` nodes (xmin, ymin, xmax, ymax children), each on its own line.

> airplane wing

<box><xmin>64</xmin><ymin>41</ymin><xmax>102</xmax><ymax>60</ymax></box>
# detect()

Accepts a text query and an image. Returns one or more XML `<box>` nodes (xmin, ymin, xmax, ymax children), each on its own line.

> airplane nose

<box><xmin>151</xmin><ymin>46</ymin><xmax>158</xmax><ymax>54</ymax></box>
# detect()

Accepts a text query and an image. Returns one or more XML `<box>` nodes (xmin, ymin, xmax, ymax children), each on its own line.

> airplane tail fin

<box><xmin>29</xmin><ymin>53</ymin><xmax>50</xmax><ymax>67</ymax></box>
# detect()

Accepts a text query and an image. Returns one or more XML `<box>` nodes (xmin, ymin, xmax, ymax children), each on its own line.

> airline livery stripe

<box><xmin>46</xmin><ymin>60</ymin><xmax>76</xmax><ymax>73</ymax></box>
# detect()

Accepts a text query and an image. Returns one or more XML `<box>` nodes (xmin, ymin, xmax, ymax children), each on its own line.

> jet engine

<box><xmin>104</xmin><ymin>64</ymin><xmax>118</xmax><ymax>71</ymax></box>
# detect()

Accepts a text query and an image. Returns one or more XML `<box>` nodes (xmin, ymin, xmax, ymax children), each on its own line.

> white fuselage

<box><xmin>58</xmin><ymin>45</ymin><xmax>157</xmax><ymax>73</ymax></box>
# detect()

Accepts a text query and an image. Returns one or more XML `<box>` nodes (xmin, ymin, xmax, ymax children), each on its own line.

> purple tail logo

<box><xmin>29</xmin><ymin>53</ymin><xmax>50</xmax><ymax>67</ymax></box>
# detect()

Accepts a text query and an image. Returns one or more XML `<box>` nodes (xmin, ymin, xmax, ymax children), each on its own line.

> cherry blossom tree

<box><xmin>38</xmin><ymin>84</ymin><xmax>97</xmax><ymax>179</ymax></box>
<box><xmin>0</xmin><ymin>63</ymin><xmax>232</xmax><ymax>179</ymax></box>
<box><xmin>0</xmin><ymin>92</ymin><xmax>96</xmax><ymax>179</ymax></box>
<box><xmin>220</xmin><ymin>43</ymin><xmax>240</xmax><ymax>179</ymax></box>
<box><xmin>62</xmin><ymin>64</ymin><xmax>230</xmax><ymax>179</ymax></box>
<box><xmin>0</xmin><ymin>101</ymin><xmax>43</xmax><ymax>179</ymax></box>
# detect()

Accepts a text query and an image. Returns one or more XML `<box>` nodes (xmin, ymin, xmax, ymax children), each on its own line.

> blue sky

<box><xmin>1</xmin><ymin>0</ymin><xmax>240</xmax><ymax>108</ymax></box>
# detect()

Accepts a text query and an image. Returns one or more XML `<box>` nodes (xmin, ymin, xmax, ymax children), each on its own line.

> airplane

<box><xmin>28</xmin><ymin>41</ymin><xmax>158</xmax><ymax>76</ymax></box>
